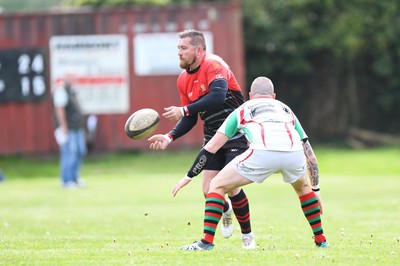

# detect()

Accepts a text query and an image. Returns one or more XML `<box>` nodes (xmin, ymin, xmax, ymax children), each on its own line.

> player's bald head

<box><xmin>250</xmin><ymin>76</ymin><xmax>274</xmax><ymax>97</ymax></box>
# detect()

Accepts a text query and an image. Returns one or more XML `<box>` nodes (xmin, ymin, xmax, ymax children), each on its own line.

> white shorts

<box><xmin>231</xmin><ymin>149</ymin><xmax>307</xmax><ymax>184</ymax></box>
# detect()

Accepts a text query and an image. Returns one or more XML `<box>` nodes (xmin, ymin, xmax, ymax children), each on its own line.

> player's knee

<box><xmin>291</xmin><ymin>178</ymin><xmax>310</xmax><ymax>194</ymax></box>
<box><xmin>226</xmin><ymin>187</ymin><xmax>241</xmax><ymax>197</ymax></box>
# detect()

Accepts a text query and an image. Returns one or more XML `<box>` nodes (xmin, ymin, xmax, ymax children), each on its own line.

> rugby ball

<box><xmin>125</xmin><ymin>108</ymin><xmax>160</xmax><ymax>140</ymax></box>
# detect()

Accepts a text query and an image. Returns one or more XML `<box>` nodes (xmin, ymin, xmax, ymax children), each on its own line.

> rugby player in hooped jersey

<box><xmin>148</xmin><ymin>29</ymin><xmax>255</xmax><ymax>249</ymax></box>
<box><xmin>174</xmin><ymin>76</ymin><xmax>328</xmax><ymax>251</ymax></box>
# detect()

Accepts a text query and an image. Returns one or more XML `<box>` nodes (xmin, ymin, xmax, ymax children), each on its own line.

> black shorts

<box><xmin>204</xmin><ymin>147</ymin><xmax>248</xmax><ymax>171</ymax></box>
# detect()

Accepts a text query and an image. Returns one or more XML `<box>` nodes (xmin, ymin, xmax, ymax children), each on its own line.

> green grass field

<box><xmin>0</xmin><ymin>147</ymin><xmax>399</xmax><ymax>265</ymax></box>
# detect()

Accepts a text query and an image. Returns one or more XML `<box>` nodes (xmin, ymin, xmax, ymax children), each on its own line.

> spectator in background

<box><xmin>0</xmin><ymin>169</ymin><xmax>5</xmax><ymax>182</ymax></box>
<box><xmin>52</xmin><ymin>76</ymin><xmax>86</xmax><ymax>189</ymax></box>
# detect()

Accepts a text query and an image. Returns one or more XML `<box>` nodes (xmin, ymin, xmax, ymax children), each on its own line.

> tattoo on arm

<box><xmin>303</xmin><ymin>140</ymin><xmax>320</xmax><ymax>187</ymax></box>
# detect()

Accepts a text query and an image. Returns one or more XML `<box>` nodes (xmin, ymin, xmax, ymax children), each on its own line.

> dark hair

<box><xmin>178</xmin><ymin>29</ymin><xmax>206</xmax><ymax>50</ymax></box>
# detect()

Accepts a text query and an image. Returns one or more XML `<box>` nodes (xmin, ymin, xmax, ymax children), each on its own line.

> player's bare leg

<box><xmin>214</xmin><ymin>165</ymin><xmax>255</xmax><ymax>248</ymax></box>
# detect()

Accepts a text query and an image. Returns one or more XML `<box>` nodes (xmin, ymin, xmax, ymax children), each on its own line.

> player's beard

<box><xmin>179</xmin><ymin>56</ymin><xmax>196</xmax><ymax>70</ymax></box>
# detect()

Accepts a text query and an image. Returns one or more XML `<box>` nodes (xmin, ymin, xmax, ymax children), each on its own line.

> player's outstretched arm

<box><xmin>303</xmin><ymin>139</ymin><xmax>319</xmax><ymax>188</ymax></box>
<box><xmin>163</xmin><ymin>106</ymin><xmax>183</xmax><ymax>121</ymax></box>
<box><xmin>172</xmin><ymin>148</ymin><xmax>215</xmax><ymax>197</ymax></box>
<box><xmin>172</xmin><ymin>133</ymin><xmax>229</xmax><ymax>197</ymax></box>
<box><xmin>303</xmin><ymin>139</ymin><xmax>324</xmax><ymax>214</ymax></box>
<box><xmin>172</xmin><ymin>176</ymin><xmax>192</xmax><ymax>197</ymax></box>
<box><xmin>148</xmin><ymin>134</ymin><xmax>171</xmax><ymax>150</ymax></box>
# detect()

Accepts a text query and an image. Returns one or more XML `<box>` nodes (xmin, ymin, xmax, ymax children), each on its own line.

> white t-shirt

<box><xmin>218</xmin><ymin>97</ymin><xmax>307</xmax><ymax>151</ymax></box>
<box><xmin>53</xmin><ymin>86</ymin><xmax>68</xmax><ymax>107</ymax></box>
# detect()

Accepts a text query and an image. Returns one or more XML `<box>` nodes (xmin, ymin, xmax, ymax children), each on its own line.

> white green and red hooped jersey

<box><xmin>217</xmin><ymin>97</ymin><xmax>307</xmax><ymax>151</ymax></box>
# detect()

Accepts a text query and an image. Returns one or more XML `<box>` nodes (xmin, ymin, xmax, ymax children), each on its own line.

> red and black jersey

<box><xmin>176</xmin><ymin>53</ymin><xmax>247</xmax><ymax>148</ymax></box>
<box><xmin>177</xmin><ymin>54</ymin><xmax>241</xmax><ymax>105</ymax></box>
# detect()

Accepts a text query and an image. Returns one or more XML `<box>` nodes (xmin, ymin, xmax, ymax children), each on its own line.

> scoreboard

<box><xmin>0</xmin><ymin>49</ymin><xmax>47</xmax><ymax>103</ymax></box>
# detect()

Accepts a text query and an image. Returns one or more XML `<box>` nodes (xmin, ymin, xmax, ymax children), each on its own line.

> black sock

<box><xmin>229</xmin><ymin>189</ymin><xmax>252</xmax><ymax>234</ymax></box>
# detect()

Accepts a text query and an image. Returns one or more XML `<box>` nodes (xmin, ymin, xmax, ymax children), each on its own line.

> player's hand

<box><xmin>172</xmin><ymin>176</ymin><xmax>192</xmax><ymax>197</ymax></box>
<box><xmin>314</xmin><ymin>191</ymin><xmax>324</xmax><ymax>214</ymax></box>
<box><xmin>163</xmin><ymin>106</ymin><xmax>183</xmax><ymax>121</ymax></box>
<box><xmin>148</xmin><ymin>134</ymin><xmax>170</xmax><ymax>150</ymax></box>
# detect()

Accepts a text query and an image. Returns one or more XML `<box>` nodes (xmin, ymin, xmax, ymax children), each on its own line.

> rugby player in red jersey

<box><xmin>148</xmin><ymin>29</ymin><xmax>255</xmax><ymax>248</ymax></box>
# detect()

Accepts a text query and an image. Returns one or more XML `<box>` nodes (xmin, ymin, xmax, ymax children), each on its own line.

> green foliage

<box><xmin>65</xmin><ymin>0</ymin><xmax>226</xmax><ymax>7</ymax></box>
<box><xmin>67</xmin><ymin>0</ymin><xmax>169</xmax><ymax>7</ymax></box>
<box><xmin>0</xmin><ymin>0</ymin><xmax>64</xmax><ymax>12</ymax></box>
<box><xmin>0</xmin><ymin>149</ymin><xmax>399</xmax><ymax>265</ymax></box>
<box><xmin>243</xmin><ymin>0</ymin><xmax>400</xmax><ymax>139</ymax></box>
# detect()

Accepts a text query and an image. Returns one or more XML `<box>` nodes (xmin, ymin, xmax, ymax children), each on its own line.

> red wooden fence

<box><xmin>0</xmin><ymin>2</ymin><xmax>245</xmax><ymax>155</ymax></box>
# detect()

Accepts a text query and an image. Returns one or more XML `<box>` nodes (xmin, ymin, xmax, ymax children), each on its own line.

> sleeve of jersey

<box><xmin>177</xmin><ymin>73</ymin><xmax>192</xmax><ymax>106</ymax></box>
<box><xmin>168</xmin><ymin>115</ymin><xmax>198</xmax><ymax>141</ymax></box>
<box><xmin>186</xmin><ymin>148</ymin><xmax>215</xmax><ymax>178</ymax></box>
<box><xmin>205</xmin><ymin>58</ymin><xmax>230</xmax><ymax>86</ymax></box>
<box><xmin>186</xmin><ymin>79</ymin><xmax>228</xmax><ymax>115</ymax></box>
<box><xmin>53</xmin><ymin>87</ymin><xmax>68</xmax><ymax>107</ymax></box>
<box><xmin>293</xmin><ymin>114</ymin><xmax>308</xmax><ymax>141</ymax></box>
<box><xmin>217</xmin><ymin>108</ymin><xmax>240</xmax><ymax>138</ymax></box>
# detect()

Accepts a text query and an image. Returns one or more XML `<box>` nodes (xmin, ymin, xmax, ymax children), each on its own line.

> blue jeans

<box><xmin>59</xmin><ymin>129</ymin><xmax>87</xmax><ymax>185</ymax></box>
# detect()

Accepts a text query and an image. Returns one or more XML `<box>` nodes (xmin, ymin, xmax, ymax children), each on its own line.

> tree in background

<box><xmin>0</xmin><ymin>0</ymin><xmax>64</xmax><ymax>13</ymax></box>
<box><xmin>243</xmin><ymin>0</ymin><xmax>400</xmax><ymax>143</ymax></box>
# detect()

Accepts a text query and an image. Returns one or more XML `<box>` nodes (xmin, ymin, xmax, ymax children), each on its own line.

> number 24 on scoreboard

<box><xmin>0</xmin><ymin>49</ymin><xmax>47</xmax><ymax>103</ymax></box>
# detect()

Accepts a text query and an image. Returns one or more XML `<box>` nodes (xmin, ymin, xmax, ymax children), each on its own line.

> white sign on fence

<box><xmin>49</xmin><ymin>35</ymin><xmax>129</xmax><ymax>114</ymax></box>
<box><xmin>133</xmin><ymin>32</ymin><xmax>213</xmax><ymax>76</ymax></box>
